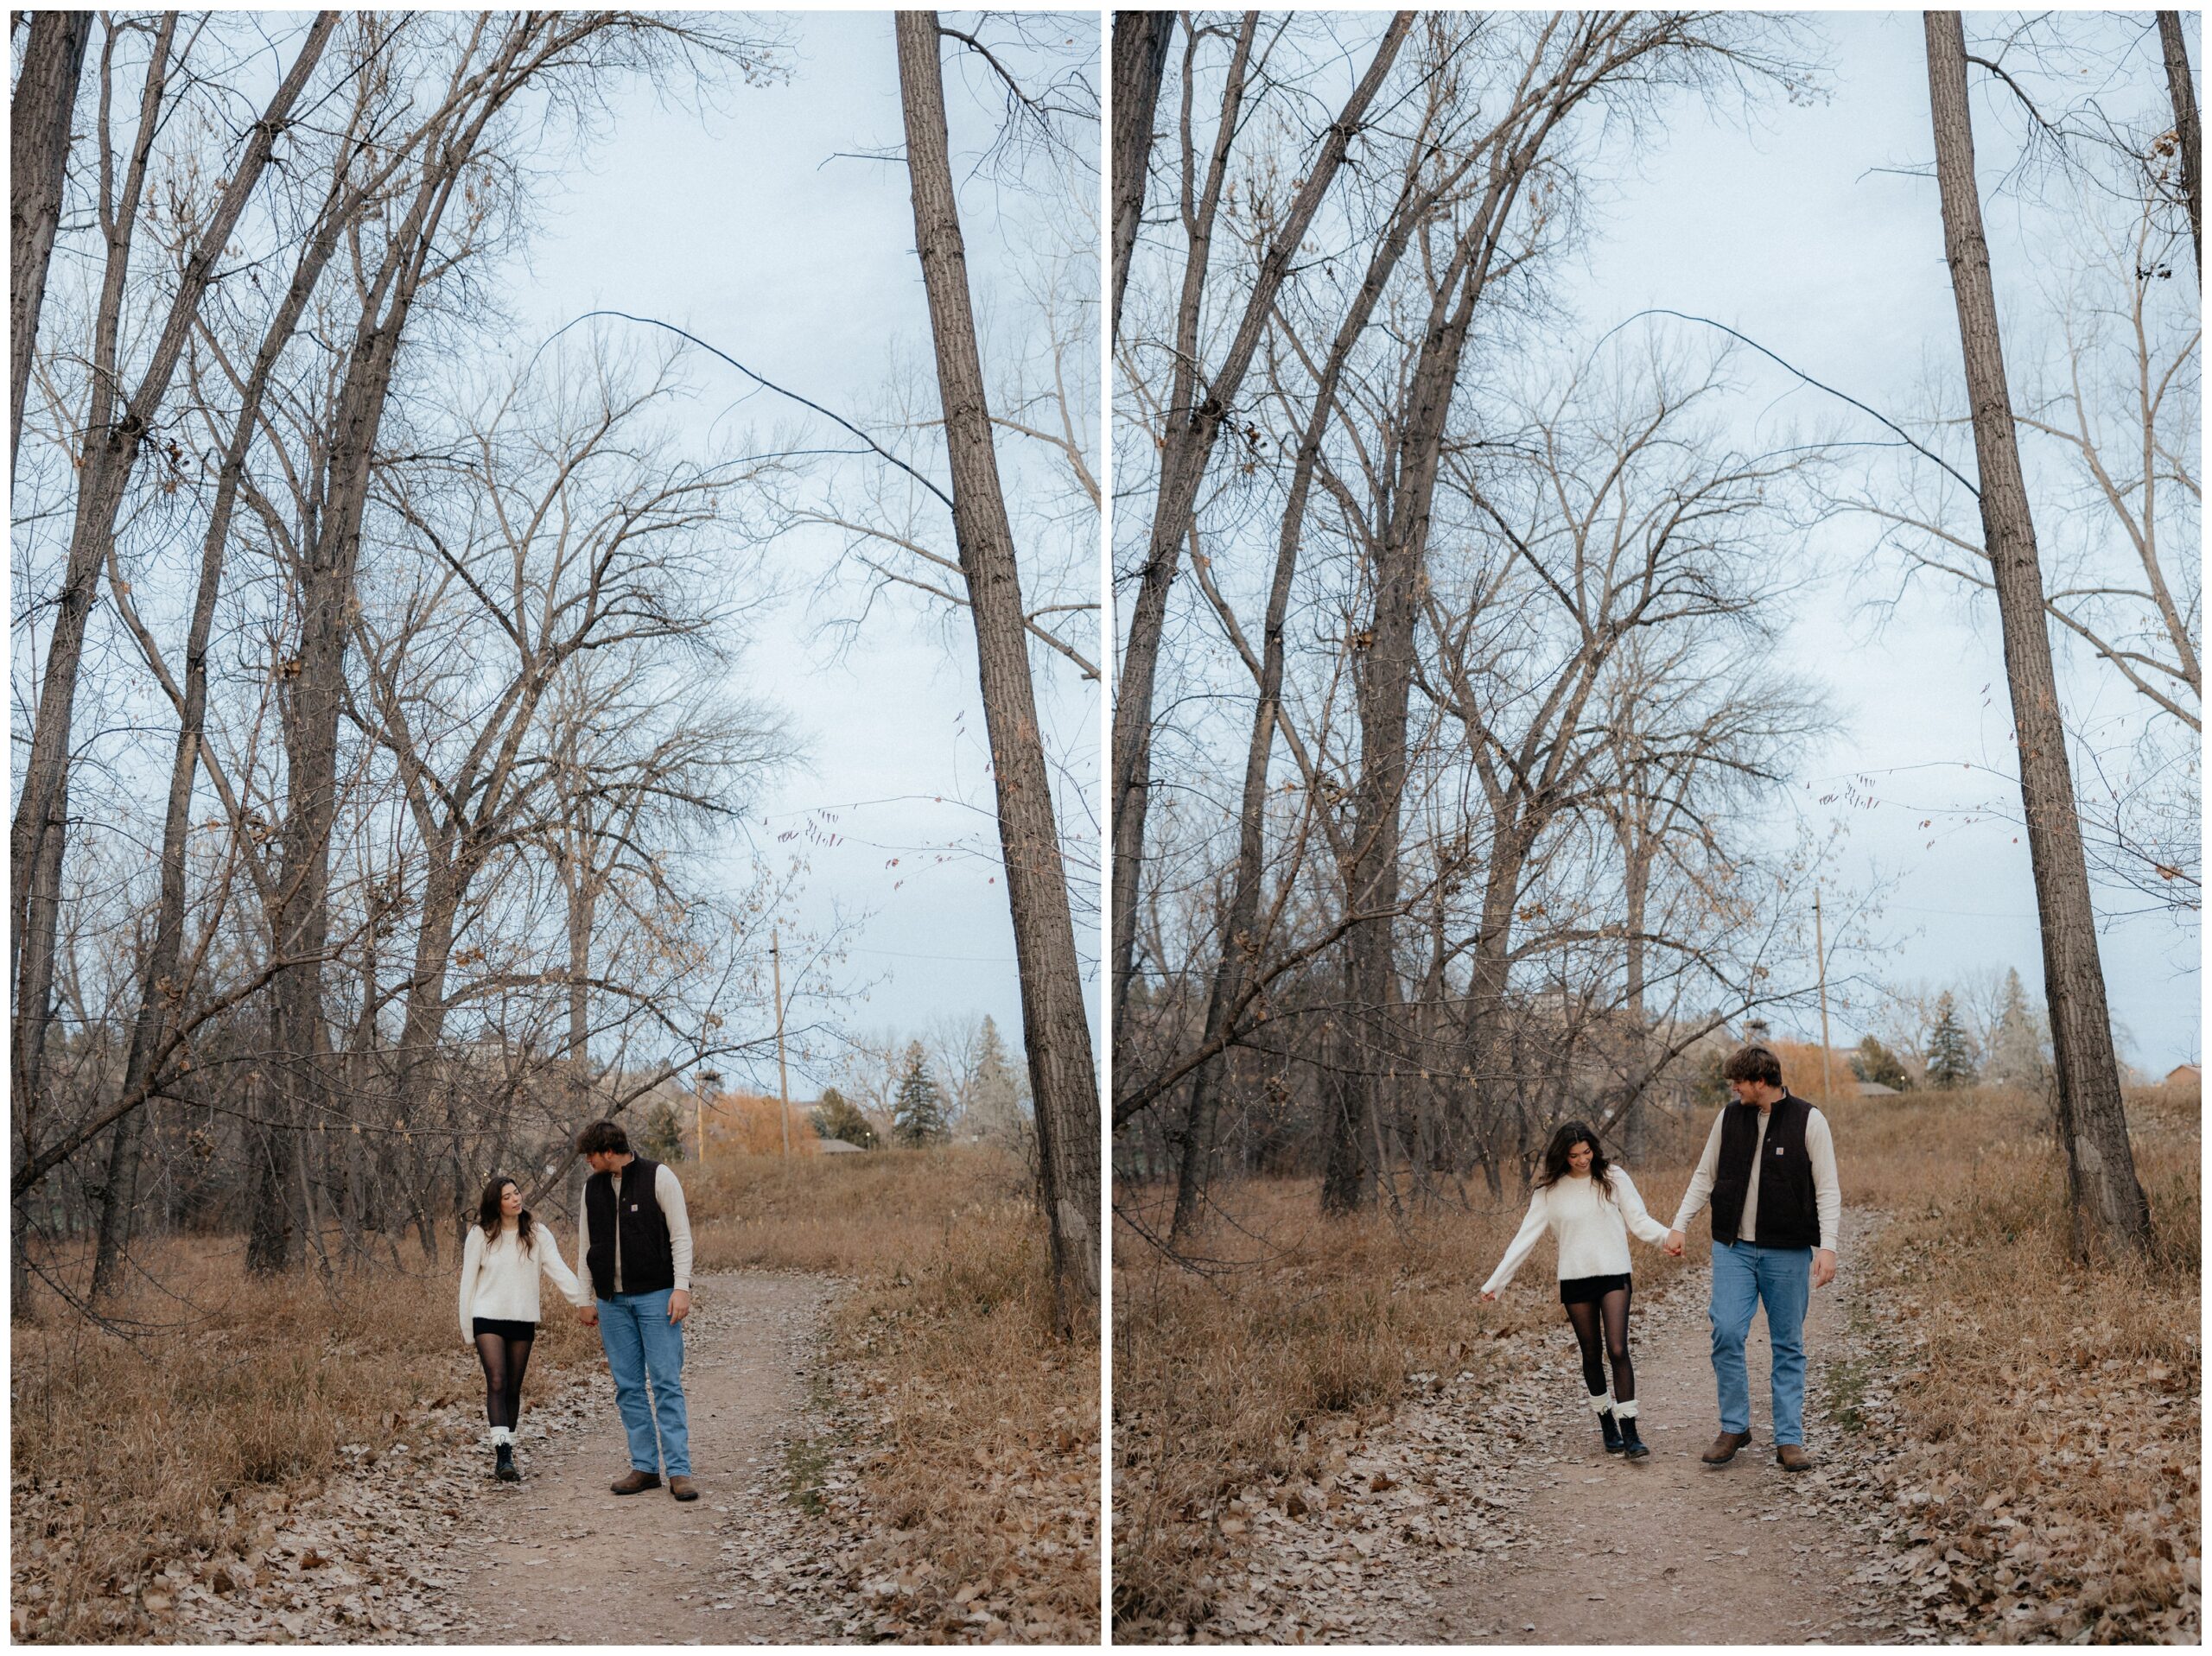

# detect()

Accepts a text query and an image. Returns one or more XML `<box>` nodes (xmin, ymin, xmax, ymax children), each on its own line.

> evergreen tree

<box><xmin>1850</xmin><ymin>1035</ymin><xmax>1912</xmax><ymax>1092</ymax></box>
<box><xmin>810</xmin><ymin>1086</ymin><xmax>879</xmax><ymax>1149</ymax></box>
<box><xmin>1986</xmin><ymin>968</ymin><xmax>2052</xmax><ymax>1092</ymax></box>
<box><xmin>964</xmin><ymin>1016</ymin><xmax>1028</xmax><ymax>1145</ymax></box>
<box><xmin>636</xmin><ymin>1098</ymin><xmax>686</xmax><ymax>1161</ymax></box>
<box><xmin>893</xmin><ymin>1041</ymin><xmax>949</xmax><ymax>1146</ymax></box>
<box><xmin>1925</xmin><ymin>992</ymin><xmax>1980</xmax><ymax>1089</ymax></box>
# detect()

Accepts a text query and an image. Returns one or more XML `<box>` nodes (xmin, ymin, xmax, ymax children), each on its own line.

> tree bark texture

<box><xmin>1109</xmin><ymin>10</ymin><xmax>1173</xmax><ymax>342</ymax></box>
<box><xmin>896</xmin><ymin>11</ymin><xmax>1102</xmax><ymax>1336</ymax></box>
<box><xmin>10</xmin><ymin>8</ymin><xmax>91</xmax><ymax>470</ymax></box>
<box><xmin>2158</xmin><ymin>11</ymin><xmax>2202</xmax><ymax>281</ymax></box>
<box><xmin>1924</xmin><ymin>10</ymin><xmax>2152</xmax><ymax>1262</ymax></box>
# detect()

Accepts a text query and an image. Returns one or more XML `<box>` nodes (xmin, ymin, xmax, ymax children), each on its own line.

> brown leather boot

<box><xmin>1700</xmin><ymin>1430</ymin><xmax>1752</xmax><ymax>1465</ymax></box>
<box><xmin>668</xmin><ymin>1475</ymin><xmax>699</xmax><ymax>1501</ymax></box>
<box><xmin>610</xmin><ymin>1469</ymin><xmax>662</xmax><ymax>1495</ymax></box>
<box><xmin>1776</xmin><ymin>1443</ymin><xmax>1815</xmax><ymax>1473</ymax></box>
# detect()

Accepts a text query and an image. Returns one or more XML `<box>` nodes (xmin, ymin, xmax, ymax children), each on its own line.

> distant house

<box><xmin>2165</xmin><ymin>1064</ymin><xmax>2201</xmax><ymax>1088</ymax></box>
<box><xmin>1854</xmin><ymin>1081</ymin><xmax>1900</xmax><ymax>1098</ymax></box>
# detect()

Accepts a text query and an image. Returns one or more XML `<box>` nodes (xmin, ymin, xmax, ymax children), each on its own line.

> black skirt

<box><xmin>472</xmin><ymin>1316</ymin><xmax>537</xmax><ymax>1341</ymax></box>
<box><xmin>1559</xmin><ymin>1272</ymin><xmax>1631</xmax><ymax>1306</ymax></box>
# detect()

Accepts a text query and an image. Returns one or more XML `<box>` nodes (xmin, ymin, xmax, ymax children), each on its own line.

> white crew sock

<box><xmin>491</xmin><ymin>1426</ymin><xmax>513</xmax><ymax>1447</ymax></box>
<box><xmin>1589</xmin><ymin>1392</ymin><xmax>1616</xmax><ymax>1415</ymax></box>
<box><xmin>1613</xmin><ymin>1398</ymin><xmax>1639</xmax><ymax>1420</ymax></box>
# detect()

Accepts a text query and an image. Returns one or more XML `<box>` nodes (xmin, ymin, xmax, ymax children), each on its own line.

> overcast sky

<box><xmin>1543</xmin><ymin>10</ymin><xmax>2199</xmax><ymax>1069</ymax></box>
<box><xmin>501</xmin><ymin>9</ymin><xmax>2196</xmax><ymax>1083</ymax></box>
<box><xmin>506</xmin><ymin>11</ymin><xmax>1099</xmax><ymax>1092</ymax></box>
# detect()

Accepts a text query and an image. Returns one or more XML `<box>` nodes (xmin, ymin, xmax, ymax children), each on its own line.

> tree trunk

<box><xmin>1924</xmin><ymin>10</ymin><xmax>2152</xmax><ymax>1263</ymax></box>
<box><xmin>1170</xmin><ymin>148</ymin><xmax>1450</xmax><ymax>1240</ymax></box>
<box><xmin>896</xmin><ymin>11</ymin><xmax>1100</xmax><ymax>1336</ymax></box>
<box><xmin>10</xmin><ymin>8</ymin><xmax>91</xmax><ymax>469</ymax></box>
<box><xmin>1109</xmin><ymin>10</ymin><xmax>1173</xmax><ymax>341</ymax></box>
<box><xmin>2158</xmin><ymin>11</ymin><xmax>2201</xmax><ymax>282</ymax></box>
<box><xmin>91</xmin><ymin>185</ymin><xmax>351</xmax><ymax>1301</ymax></box>
<box><xmin>1110</xmin><ymin>16</ymin><xmax>1411</xmax><ymax>1049</ymax></box>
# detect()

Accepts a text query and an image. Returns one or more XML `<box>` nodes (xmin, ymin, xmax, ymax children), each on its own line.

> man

<box><xmin>1662</xmin><ymin>1044</ymin><xmax>1841</xmax><ymax>1472</ymax></box>
<box><xmin>575</xmin><ymin>1118</ymin><xmax>697</xmax><ymax>1501</ymax></box>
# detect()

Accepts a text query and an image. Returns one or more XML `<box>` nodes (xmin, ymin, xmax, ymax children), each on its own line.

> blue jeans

<box><xmin>1708</xmin><ymin>1240</ymin><xmax>1811</xmax><ymax>1445</ymax></box>
<box><xmin>596</xmin><ymin>1288</ymin><xmax>690</xmax><ymax>1475</ymax></box>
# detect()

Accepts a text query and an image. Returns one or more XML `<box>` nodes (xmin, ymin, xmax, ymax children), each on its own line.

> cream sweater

<box><xmin>457</xmin><ymin>1221</ymin><xmax>589</xmax><ymax>1342</ymax></box>
<box><xmin>1481</xmin><ymin>1167</ymin><xmax>1669</xmax><ymax>1294</ymax></box>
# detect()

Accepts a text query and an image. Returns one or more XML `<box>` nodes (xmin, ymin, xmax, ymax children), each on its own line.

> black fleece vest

<box><xmin>583</xmin><ymin>1155</ymin><xmax>674</xmax><ymax>1298</ymax></box>
<box><xmin>1709</xmin><ymin>1094</ymin><xmax>1820</xmax><ymax>1248</ymax></box>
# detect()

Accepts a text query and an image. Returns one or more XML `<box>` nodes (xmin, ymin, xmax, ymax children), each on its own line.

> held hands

<box><xmin>1812</xmin><ymin>1248</ymin><xmax>1837</xmax><ymax>1289</ymax></box>
<box><xmin>1663</xmin><ymin>1229</ymin><xmax>1686</xmax><ymax>1257</ymax></box>
<box><xmin>578</xmin><ymin>1302</ymin><xmax>599</xmax><ymax>1327</ymax></box>
<box><xmin>669</xmin><ymin>1289</ymin><xmax>691</xmax><ymax>1324</ymax></box>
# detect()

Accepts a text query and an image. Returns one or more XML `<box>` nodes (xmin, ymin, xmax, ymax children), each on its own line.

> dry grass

<box><xmin>1111</xmin><ymin>1158</ymin><xmax>1702</xmax><ymax>1631</ymax></box>
<box><xmin>690</xmin><ymin>1145</ymin><xmax>1102</xmax><ymax>1640</ymax></box>
<box><xmin>11</xmin><ymin>1234</ymin><xmax>596</xmax><ymax>1642</ymax></box>
<box><xmin>1114</xmin><ymin>1086</ymin><xmax>2202</xmax><ymax>1640</ymax></box>
<box><xmin>15</xmin><ymin>1145</ymin><xmax>1102</xmax><ymax>1645</ymax></box>
<box><xmin>1827</xmin><ymin>1085</ymin><xmax>2201</xmax><ymax>1640</ymax></box>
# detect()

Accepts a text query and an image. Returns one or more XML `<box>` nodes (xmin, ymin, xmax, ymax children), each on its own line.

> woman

<box><xmin>1479</xmin><ymin>1122</ymin><xmax>1668</xmax><ymax>1459</ymax></box>
<box><xmin>457</xmin><ymin>1175</ymin><xmax>585</xmax><ymax>1482</ymax></box>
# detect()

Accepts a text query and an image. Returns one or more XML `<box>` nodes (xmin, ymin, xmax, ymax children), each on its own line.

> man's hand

<box><xmin>668</xmin><ymin>1289</ymin><xmax>691</xmax><ymax>1324</ymax></box>
<box><xmin>1664</xmin><ymin>1229</ymin><xmax>1685</xmax><ymax>1258</ymax></box>
<box><xmin>578</xmin><ymin>1302</ymin><xmax>598</xmax><ymax>1327</ymax></box>
<box><xmin>1811</xmin><ymin>1248</ymin><xmax>1837</xmax><ymax>1289</ymax></box>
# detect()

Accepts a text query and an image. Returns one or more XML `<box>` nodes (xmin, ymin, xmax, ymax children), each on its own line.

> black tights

<box><xmin>1565</xmin><ymin>1285</ymin><xmax>1635</xmax><ymax>1403</ymax></box>
<box><xmin>474</xmin><ymin>1333</ymin><xmax>535</xmax><ymax>1430</ymax></box>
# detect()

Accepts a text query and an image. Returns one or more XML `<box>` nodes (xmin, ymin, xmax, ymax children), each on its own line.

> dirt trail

<box><xmin>440</xmin><ymin>1271</ymin><xmax>845</xmax><ymax>1646</ymax></box>
<box><xmin>1416</xmin><ymin>1215</ymin><xmax>1903</xmax><ymax>1644</ymax></box>
<box><xmin>1192</xmin><ymin>1213</ymin><xmax>1912</xmax><ymax>1644</ymax></box>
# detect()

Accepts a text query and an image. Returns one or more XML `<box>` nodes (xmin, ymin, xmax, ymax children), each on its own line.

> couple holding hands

<box><xmin>1480</xmin><ymin>1045</ymin><xmax>1844</xmax><ymax>1469</ymax></box>
<box><xmin>453</xmin><ymin>1119</ymin><xmax>699</xmax><ymax>1497</ymax></box>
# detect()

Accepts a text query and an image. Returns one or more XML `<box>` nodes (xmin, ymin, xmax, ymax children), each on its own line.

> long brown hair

<box><xmin>475</xmin><ymin>1176</ymin><xmax>534</xmax><ymax>1253</ymax></box>
<box><xmin>1533</xmin><ymin>1120</ymin><xmax>1613</xmax><ymax>1201</ymax></box>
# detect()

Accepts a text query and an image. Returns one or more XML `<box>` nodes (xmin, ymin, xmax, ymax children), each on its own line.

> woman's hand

<box><xmin>1479</xmin><ymin>1288</ymin><xmax>1497</xmax><ymax>1302</ymax></box>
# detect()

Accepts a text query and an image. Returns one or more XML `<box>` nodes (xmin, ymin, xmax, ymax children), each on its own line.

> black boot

<box><xmin>495</xmin><ymin>1441</ymin><xmax>518</xmax><ymax>1482</ymax></box>
<box><xmin>1598</xmin><ymin>1404</ymin><xmax>1624</xmax><ymax>1455</ymax></box>
<box><xmin>1618</xmin><ymin>1407</ymin><xmax>1649</xmax><ymax>1461</ymax></box>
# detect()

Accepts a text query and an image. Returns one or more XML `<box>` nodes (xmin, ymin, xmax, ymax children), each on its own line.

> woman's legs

<box><xmin>474</xmin><ymin>1333</ymin><xmax>513</xmax><ymax>1429</ymax></box>
<box><xmin>1563</xmin><ymin>1299</ymin><xmax>1609</xmax><ymax>1397</ymax></box>
<box><xmin>500</xmin><ymin>1335</ymin><xmax>534</xmax><ymax>1431</ymax></box>
<box><xmin>1599</xmin><ymin>1285</ymin><xmax>1636</xmax><ymax>1404</ymax></box>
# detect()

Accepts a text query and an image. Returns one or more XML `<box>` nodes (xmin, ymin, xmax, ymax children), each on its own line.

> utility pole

<box><xmin>772</xmin><ymin>927</ymin><xmax>791</xmax><ymax>1156</ymax></box>
<box><xmin>1815</xmin><ymin>886</ymin><xmax>1835</xmax><ymax>1103</ymax></box>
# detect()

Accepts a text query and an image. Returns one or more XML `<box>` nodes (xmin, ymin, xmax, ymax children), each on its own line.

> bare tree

<box><xmin>2158</xmin><ymin>12</ymin><xmax>2202</xmax><ymax>276</ymax></box>
<box><xmin>1923</xmin><ymin>9</ymin><xmax>2152</xmax><ymax>1262</ymax></box>
<box><xmin>895</xmin><ymin>10</ymin><xmax>1100</xmax><ymax>1334</ymax></box>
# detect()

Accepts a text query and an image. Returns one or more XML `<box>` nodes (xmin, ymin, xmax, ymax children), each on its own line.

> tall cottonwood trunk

<box><xmin>2158</xmin><ymin>11</ymin><xmax>2202</xmax><ymax>282</ymax></box>
<box><xmin>1924</xmin><ymin>11</ymin><xmax>2152</xmax><ymax>1264</ymax></box>
<box><xmin>1110</xmin><ymin>16</ymin><xmax>1411</xmax><ymax>1051</ymax></box>
<box><xmin>10</xmin><ymin>9</ymin><xmax>91</xmax><ymax>469</ymax></box>
<box><xmin>897</xmin><ymin>11</ymin><xmax>1100</xmax><ymax>1335</ymax></box>
<box><xmin>1109</xmin><ymin>10</ymin><xmax>1173</xmax><ymax>340</ymax></box>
